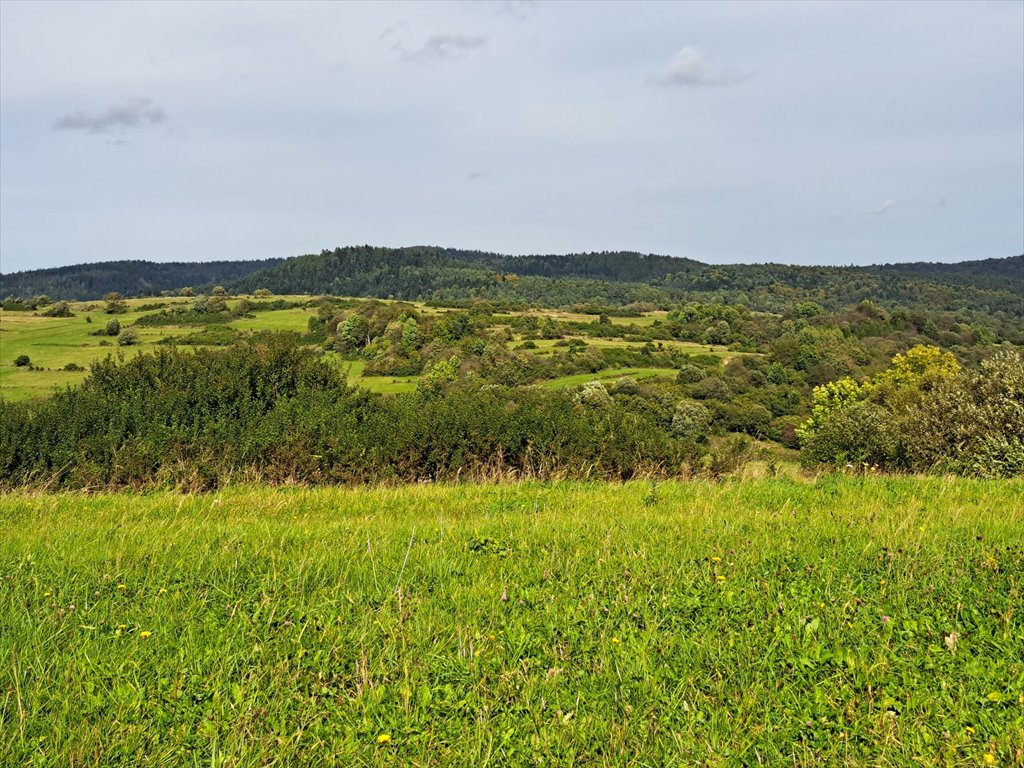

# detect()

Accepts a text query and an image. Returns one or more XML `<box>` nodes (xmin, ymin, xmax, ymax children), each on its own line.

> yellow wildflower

<box><xmin>716</xmin><ymin>575</ymin><xmax>726</xmax><ymax>583</ymax></box>
<box><xmin>117</xmin><ymin>584</ymin><xmax>126</xmax><ymax>590</ymax></box>
<box><xmin>711</xmin><ymin>556</ymin><xmax>721</xmax><ymax>563</ymax></box>
<box><xmin>376</xmin><ymin>734</ymin><xmax>391</xmax><ymax>744</ymax></box>
<box><xmin>140</xmin><ymin>631</ymin><xmax>153</xmax><ymax>639</ymax></box>
<box><xmin>611</xmin><ymin>637</ymin><xmax>621</xmax><ymax>644</ymax></box>
<box><xmin>983</xmin><ymin>754</ymin><xmax>996</xmax><ymax>765</ymax></box>
<box><xmin>43</xmin><ymin>591</ymin><xmax>52</xmax><ymax>597</ymax></box>
<box><xmin>158</xmin><ymin>587</ymin><xmax>168</xmax><ymax>594</ymax></box>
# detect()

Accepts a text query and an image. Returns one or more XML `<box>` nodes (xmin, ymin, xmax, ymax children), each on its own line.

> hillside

<box><xmin>3</xmin><ymin>248</ymin><xmax>1021</xmax><ymax>317</ymax></box>
<box><xmin>0</xmin><ymin>258</ymin><xmax>284</xmax><ymax>301</ymax></box>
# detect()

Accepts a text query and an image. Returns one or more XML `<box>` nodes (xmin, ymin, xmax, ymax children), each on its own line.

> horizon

<box><xmin>2</xmin><ymin>1</ymin><xmax>1022</xmax><ymax>273</ymax></box>
<box><xmin>1</xmin><ymin>244</ymin><xmax>1022</xmax><ymax>279</ymax></box>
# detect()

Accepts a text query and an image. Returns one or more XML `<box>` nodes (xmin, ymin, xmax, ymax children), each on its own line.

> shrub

<box><xmin>43</xmin><ymin>301</ymin><xmax>74</xmax><ymax>317</ymax></box>
<box><xmin>14</xmin><ymin>355</ymin><xmax>30</xmax><ymax>367</ymax></box>
<box><xmin>118</xmin><ymin>328</ymin><xmax>140</xmax><ymax>346</ymax></box>
<box><xmin>676</xmin><ymin>364</ymin><xmax>704</xmax><ymax>384</ymax></box>
<box><xmin>799</xmin><ymin>401</ymin><xmax>898</xmax><ymax>468</ymax></box>
<box><xmin>574</xmin><ymin>381</ymin><xmax>613</xmax><ymax>409</ymax></box>
<box><xmin>672</xmin><ymin>400</ymin><xmax>711</xmax><ymax>441</ymax></box>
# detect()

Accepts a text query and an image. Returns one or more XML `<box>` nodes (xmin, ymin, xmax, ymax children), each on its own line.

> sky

<box><xmin>1</xmin><ymin>0</ymin><xmax>1022</xmax><ymax>273</ymax></box>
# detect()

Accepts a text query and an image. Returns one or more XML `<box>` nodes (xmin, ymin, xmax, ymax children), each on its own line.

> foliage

<box><xmin>671</xmin><ymin>400</ymin><xmax>711</xmax><ymax>441</ymax></box>
<box><xmin>798</xmin><ymin>346</ymin><xmax>1023</xmax><ymax>477</ymax></box>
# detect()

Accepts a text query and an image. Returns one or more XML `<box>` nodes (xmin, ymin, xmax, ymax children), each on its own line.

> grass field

<box><xmin>1</xmin><ymin>300</ymin><xmax>697</xmax><ymax>402</ymax></box>
<box><xmin>2</xmin><ymin>477</ymin><xmax>1021</xmax><ymax>766</ymax></box>
<box><xmin>539</xmin><ymin>367</ymin><xmax>680</xmax><ymax>388</ymax></box>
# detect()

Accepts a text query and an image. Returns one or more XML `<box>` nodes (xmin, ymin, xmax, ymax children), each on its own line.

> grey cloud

<box><xmin>53</xmin><ymin>97</ymin><xmax>166</xmax><ymax>134</ymax></box>
<box><xmin>399</xmin><ymin>33</ymin><xmax>487</xmax><ymax>63</ymax></box>
<box><xmin>654</xmin><ymin>47</ymin><xmax>742</xmax><ymax>87</ymax></box>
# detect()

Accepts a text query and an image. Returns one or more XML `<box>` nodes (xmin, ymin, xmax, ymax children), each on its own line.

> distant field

<box><xmin>2</xmin><ymin>477</ymin><xmax>1021</xmax><ymax>766</ymax></box>
<box><xmin>539</xmin><ymin>367</ymin><xmax>680</xmax><ymax>388</ymax></box>
<box><xmin>1</xmin><ymin>299</ymin><xmax>699</xmax><ymax>401</ymax></box>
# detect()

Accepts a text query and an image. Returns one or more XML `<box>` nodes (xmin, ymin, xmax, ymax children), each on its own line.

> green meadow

<box><xmin>0</xmin><ymin>299</ymin><xmax>706</xmax><ymax>402</ymax></box>
<box><xmin>2</xmin><ymin>477</ymin><xmax>1021</xmax><ymax>766</ymax></box>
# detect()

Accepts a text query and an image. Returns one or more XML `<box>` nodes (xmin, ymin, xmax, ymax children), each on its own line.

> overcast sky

<box><xmin>1</xmin><ymin>0</ymin><xmax>1022</xmax><ymax>273</ymax></box>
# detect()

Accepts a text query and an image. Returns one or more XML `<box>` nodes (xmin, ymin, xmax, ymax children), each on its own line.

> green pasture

<box><xmin>539</xmin><ymin>367</ymin><xmax>681</xmax><ymax>388</ymax></box>
<box><xmin>1</xmin><ymin>477</ymin><xmax>1021</xmax><ymax>766</ymax></box>
<box><xmin>0</xmin><ymin>302</ymin><xmax>192</xmax><ymax>401</ymax></box>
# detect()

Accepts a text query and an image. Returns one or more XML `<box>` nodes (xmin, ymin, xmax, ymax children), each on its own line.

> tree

<box><xmin>104</xmin><ymin>292</ymin><xmax>127</xmax><ymax>314</ymax></box>
<box><xmin>211</xmin><ymin>285</ymin><xmax>227</xmax><ymax>297</ymax></box>
<box><xmin>104</xmin><ymin>319</ymin><xmax>121</xmax><ymax>337</ymax></box>
<box><xmin>401</xmin><ymin>317</ymin><xmax>421</xmax><ymax>355</ymax></box>
<box><xmin>672</xmin><ymin>400</ymin><xmax>711</xmax><ymax>441</ymax></box>
<box><xmin>337</xmin><ymin>315</ymin><xmax>371</xmax><ymax>353</ymax></box>
<box><xmin>254</xmin><ymin>288</ymin><xmax>273</xmax><ymax>298</ymax></box>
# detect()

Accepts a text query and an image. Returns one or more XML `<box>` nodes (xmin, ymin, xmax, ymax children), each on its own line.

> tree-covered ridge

<box><xmin>0</xmin><ymin>258</ymin><xmax>284</xmax><ymax>301</ymax></box>
<box><xmin>3</xmin><ymin>248</ymin><xmax>1020</xmax><ymax>317</ymax></box>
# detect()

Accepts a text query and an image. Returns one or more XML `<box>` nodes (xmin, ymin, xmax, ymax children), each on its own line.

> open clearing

<box><xmin>2</xmin><ymin>477</ymin><xmax>1021</xmax><ymax>766</ymax></box>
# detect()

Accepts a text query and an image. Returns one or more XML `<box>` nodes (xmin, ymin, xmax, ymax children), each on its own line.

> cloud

<box><xmin>654</xmin><ymin>47</ymin><xmax>743</xmax><ymax>87</ymax></box>
<box><xmin>398</xmin><ymin>33</ymin><xmax>488</xmax><ymax>63</ymax></box>
<box><xmin>866</xmin><ymin>199</ymin><xmax>898</xmax><ymax>216</ymax></box>
<box><xmin>53</xmin><ymin>97</ymin><xmax>167</xmax><ymax>134</ymax></box>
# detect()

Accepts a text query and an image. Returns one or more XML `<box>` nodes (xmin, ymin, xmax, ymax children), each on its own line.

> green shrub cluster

<box><xmin>799</xmin><ymin>347</ymin><xmax>1023</xmax><ymax>477</ymax></box>
<box><xmin>0</xmin><ymin>336</ymin><xmax>694</xmax><ymax>489</ymax></box>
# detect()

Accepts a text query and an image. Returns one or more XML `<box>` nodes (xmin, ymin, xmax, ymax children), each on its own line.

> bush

<box><xmin>43</xmin><ymin>301</ymin><xmax>74</xmax><ymax>317</ymax></box>
<box><xmin>676</xmin><ymin>364</ymin><xmax>704</xmax><ymax>384</ymax></box>
<box><xmin>0</xmin><ymin>337</ymin><xmax>699</xmax><ymax>489</ymax></box>
<box><xmin>799</xmin><ymin>401</ymin><xmax>898</xmax><ymax>468</ymax></box>
<box><xmin>118</xmin><ymin>328</ymin><xmax>140</xmax><ymax>346</ymax></box>
<box><xmin>14</xmin><ymin>355</ymin><xmax>30</xmax><ymax>367</ymax></box>
<box><xmin>671</xmin><ymin>400</ymin><xmax>711</xmax><ymax>441</ymax></box>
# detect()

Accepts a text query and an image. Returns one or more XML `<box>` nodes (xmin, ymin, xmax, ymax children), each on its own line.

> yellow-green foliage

<box><xmin>1</xmin><ymin>479</ymin><xmax>1021</xmax><ymax>766</ymax></box>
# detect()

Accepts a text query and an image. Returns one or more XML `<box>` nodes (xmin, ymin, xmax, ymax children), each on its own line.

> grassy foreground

<box><xmin>2</xmin><ymin>478</ymin><xmax>1022</xmax><ymax>766</ymax></box>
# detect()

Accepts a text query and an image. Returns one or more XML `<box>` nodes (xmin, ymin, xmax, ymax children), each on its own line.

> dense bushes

<box><xmin>798</xmin><ymin>346</ymin><xmax>1023</xmax><ymax>477</ymax></box>
<box><xmin>0</xmin><ymin>337</ymin><xmax>696</xmax><ymax>489</ymax></box>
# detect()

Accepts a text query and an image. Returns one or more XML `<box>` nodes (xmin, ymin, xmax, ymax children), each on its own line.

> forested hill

<box><xmin>3</xmin><ymin>247</ymin><xmax>1021</xmax><ymax>316</ymax></box>
<box><xmin>230</xmin><ymin>247</ymin><xmax>1023</xmax><ymax>316</ymax></box>
<box><xmin>0</xmin><ymin>258</ymin><xmax>284</xmax><ymax>301</ymax></box>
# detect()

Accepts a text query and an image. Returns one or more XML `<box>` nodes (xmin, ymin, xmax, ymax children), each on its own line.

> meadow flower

<box><xmin>881</xmin><ymin>615</ymin><xmax>890</xmax><ymax>623</ymax></box>
<box><xmin>982</xmin><ymin>754</ymin><xmax>996</xmax><ymax>765</ymax></box>
<box><xmin>43</xmin><ymin>591</ymin><xmax>52</xmax><ymax>597</ymax></box>
<box><xmin>711</xmin><ymin>556</ymin><xmax>721</xmax><ymax>563</ymax></box>
<box><xmin>140</xmin><ymin>631</ymin><xmax>153</xmax><ymax>639</ymax></box>
<box><xmin>158</xmin><ymin>587</ymin><xmax>168</xmax><ymax>594</ymax></box>
<box><xmin>716</xmin><ymin>575</ymin><xmax>726</xmax><ymax>583</ymax></box>
<box><xmin>611</xmin><ymin>637</ymin><xmax>621</xmax><ymax>644</ymax></box>
<box><xmin>879</xmin><ymin>579</ymin><xmax>887</xmax><ymax>586</ymax></box>
<box><xmin>117</xmin><ymin>584</ymin><xmax>126</xmax><ymax>590</ymax></box>
<box><xmin>376</xmin><ymin>734</ymin><xmax>391</xmax><ymax>744</ymax></box>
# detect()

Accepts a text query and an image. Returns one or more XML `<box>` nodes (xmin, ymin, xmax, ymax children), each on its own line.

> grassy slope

<box><xmin>2</xmin><ymin>478</ymin><xmax>1021</xmax><ymax>766</ymax></box>
<box><xmin>2</xmin><ymin>300</ymin><xmax>715</xmax><ymax>400</ymax></box>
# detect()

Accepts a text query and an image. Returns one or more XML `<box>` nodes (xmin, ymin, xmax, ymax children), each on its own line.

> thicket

<box><xmin>0</xmin><ymin>337</ymin><xmax>697</xmax><ymax>489</ymax></box>
<box><xmin>798</xmin><ymin>347</ymin><xmax>1024</xmax><ymax>477</ymax></box>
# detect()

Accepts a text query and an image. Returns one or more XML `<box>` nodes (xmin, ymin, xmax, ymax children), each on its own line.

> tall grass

<box><xmin>2</xmin><ymin>477</ymin><xmax>1022</xmax><ymax>766</ymax></box>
